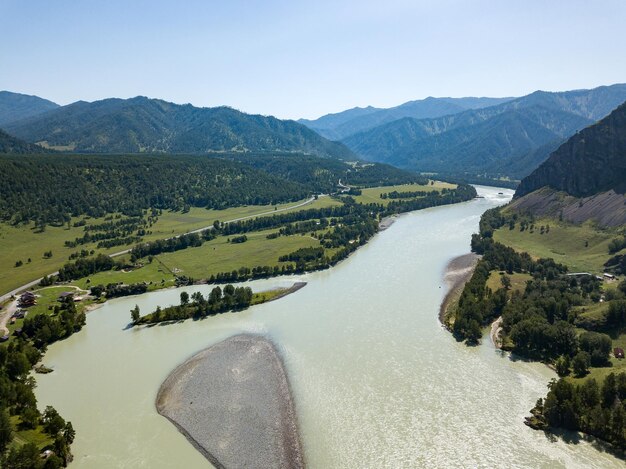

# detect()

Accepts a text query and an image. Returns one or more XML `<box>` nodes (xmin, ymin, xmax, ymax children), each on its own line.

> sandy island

<box><xmin>439</xmin><ymin>253</ymin><xmax>480</xmax><ymax>326</ymax></box>
<box><xmin>379</xmin><ymin>215</ymin><xmax>397</xmax><ymax>231</ymax></box>
<box><xmin>156</xmin><ymin>334</ymin><xmax>304</xmax><ymax>469</ymax></box>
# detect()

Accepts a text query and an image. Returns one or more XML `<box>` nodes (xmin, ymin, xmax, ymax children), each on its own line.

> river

<box><xmin>35</xmin><ymin>186</ymin><xmax>624</xmax><ymax>468</ymax></box>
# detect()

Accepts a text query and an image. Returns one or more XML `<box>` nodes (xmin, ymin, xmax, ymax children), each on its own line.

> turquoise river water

<box><xmin>35</xmin><ymin>186</ymin><xmax>624</xmax><ymax>468</ymax></box>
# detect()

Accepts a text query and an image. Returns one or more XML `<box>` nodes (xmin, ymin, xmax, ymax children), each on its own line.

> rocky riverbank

<box><xmin>439</xmin><ymin>253</ymin><xmax>480</xmax><ymax>327</ymax></box>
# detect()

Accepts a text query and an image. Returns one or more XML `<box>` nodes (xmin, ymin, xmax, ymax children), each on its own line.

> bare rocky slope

<box><xmin>512</xmin><ymin>101</ymin><xmax>626</xmax><ymax>227</ymax></box>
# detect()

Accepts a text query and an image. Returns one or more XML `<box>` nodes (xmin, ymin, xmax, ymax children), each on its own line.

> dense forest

<box><xmin>0</xmin><ymin>153</ymin><xmax>428</xmax><ymax>226</ymax></box>
<box><xmin>0</xmin><ymin>297</ymin><xmax>82</xmax><ymax>467</ymax></box>
<box><xmin>0</xmin><ymin>154</ymin><xmax>310</xmax><ymax>225</ymax></box>
<box><xmin>225</xmin><ymin>153</ymin><xmax>426</xmax><ymax>191</ymax></box>
<box><xmin>529</xmin><ymin>372</ymin><xmax>626</xmax><ymax>450</ymax></box>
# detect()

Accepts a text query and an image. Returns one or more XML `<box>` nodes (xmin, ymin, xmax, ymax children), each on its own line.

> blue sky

<box><xmin>1</xmin><ymin>0</ymin><xmax>625</xmax><ymax>119</ymax></box>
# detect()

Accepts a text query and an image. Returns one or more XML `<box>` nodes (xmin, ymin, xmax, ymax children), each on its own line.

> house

<box><xmin>614</xmin><ymin>348</ymin><xmax>625</xmax><ymax>359</ymax></box>
<box><xmin>604</xmin><ymin>273</ymin><xmax>616</xmax><ymax>280</ymax></box>
<box><xmin>18</xmin><ymin>291</ymin><xmax>37</xmax><ymax>307</ymax></box>
<box><xmin>58</xmin><ymin>291</ymin><xmax>74</xmax><ymax>301</ymax></box>
<box><xmin>13</xmin><ymin>310</ymin><xmax>26</xmax><ymax>319</ymax></box>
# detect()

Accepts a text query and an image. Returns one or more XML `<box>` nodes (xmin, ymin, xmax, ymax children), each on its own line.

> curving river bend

<box><xmin>35</xmin><ymin>186</ymin><xmax>624</xmax><ymax>468</ymax></box>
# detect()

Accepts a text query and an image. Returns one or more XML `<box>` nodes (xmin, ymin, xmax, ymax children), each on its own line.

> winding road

<box><xmin>0</xmin><ymin>196</ymin><xmax>321</xmax><ymax>305</ymax></box>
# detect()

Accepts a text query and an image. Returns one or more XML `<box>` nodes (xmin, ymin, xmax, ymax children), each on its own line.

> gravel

<box><xmin>156</xmin><ymin>334</ymin><xmax>304</xmax><ymax>469</ymax></box>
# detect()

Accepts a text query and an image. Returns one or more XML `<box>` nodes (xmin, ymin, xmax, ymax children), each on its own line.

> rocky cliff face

<box><xmin>516</xmin><ymin>102</ymin><xmax>626</xmax><ymax>198</ymax></box>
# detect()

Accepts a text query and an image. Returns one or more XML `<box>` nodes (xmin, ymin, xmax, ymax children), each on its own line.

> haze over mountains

<box><xmin>298</xmin><ymin>96</ymin><xmax>514</xmax><ymax>141</ymax></box>
<box><xmin>2</xmin><ymin>84</ymin><xmax>626</xmax><ymax>187</ymax></box>
<box><xmin>0</xmin><ymin>91</ymin><xmax>59</xmax><ymax>127</ymax></box>
<box><xmin>0</xmin><ymin>92</ymin><xmax>354</xmax><ymax>159</ymax></box>
<box><xmin>301</xmin><ymin>84</ymin><xmax>626</xmax><ymax>180</ymax></box>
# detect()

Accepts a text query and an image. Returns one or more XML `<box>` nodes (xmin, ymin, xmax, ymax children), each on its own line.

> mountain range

<box><xmin>0</xmin><ymin>91</ymin><xmax>59</xmax><ymax>127</ymax></box>
<box><xmin>0</xmin><ymin>93</ymin><xmax>354</xmax><ymax>159</ymax></box>
<box><xmin>511</xmin><ymin>101</ymin><xmax>626</xmax><ymax>227</ymax></box>
<box><xmin>300</xmin><ymin>84</ymin><xmax>626</xmax><ymax>180</ymax></box>
<box><xmin>3</xmin><ymin>86</ymin><xmax>626</xmax><ymax>187</ymax></box>
<box><xmin>298</xmin><ymin>96</ymin><xmax>513</xmax><ymax>141</ymax></box>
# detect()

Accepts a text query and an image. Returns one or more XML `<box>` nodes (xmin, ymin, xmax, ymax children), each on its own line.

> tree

<box><xmin>42</xmin><ymin>406</ymin><xmax>66</xmax><ymax>435</ymax></box>
<box><xmin>466</xmin><ymin>319</ymin><xmax>482</xmax><ymax>345</ymax></box>
<box><xmin>63</xmin><ymin>421</ymin><xmax>75</xmax><ymax>445</ymax></box>
<box><xmin>20</xmin><ymin>406</ymin><xmax>40</xmax><ymax>430</ymax></box>
<box><xmin>130</xmin><ymin>305</ymin><xmax>140</xmax><ymax>324</ymax></box>
<box><xmin>6</xmin><ymin>352</ymin><xmax>31</xmax><ymax>379</ymax></box>
<box><xmin>190</xmin><ymin>292</ymin><xmax>204</xmax><ymax>305</ymax></box>
<box><xmin>53</xmin><ymin>434</ymin><xmax>71</xmax><ymax>465</ymax></box>
<box><xmin>208</xmin><ymin>286</ymin><xmax>222</xmax><ymax>306</ymax></box>
<box><xmin>572</xmin><ymin>351</ymin><xmax>590</xmax><ymax>378</ymax></box>
<box><xmin>3</xmin><ymin>442</ymin><xmax>42</xmax><ymax>469</ymax></box>
<box><xmin>0</xmin><ymin>408</ymin><xmax>12</xmax><ymax>453</ymax></box>
<box><xmin>500</xmin><ymin>274</ymin><xmax>511</xmax><ymax>290</ymax></box>
<box><xmin>602</xmin><ymin>373</ymin><xmax>618</xmax><ymax>408</ymax></box>
<box><xmin>43</xmin><ymin>455</ymin><xmax>64</xmax><ymax>469</ymax></box>
<box><xmin>180</xmin><ymin>291</ymin><xmax>189</xmax><ymax>306</ymax></box>
<box><xmin>555</xmin><ymin>355</ymin><xmax>570</xmax><ymax>377</ymax></box>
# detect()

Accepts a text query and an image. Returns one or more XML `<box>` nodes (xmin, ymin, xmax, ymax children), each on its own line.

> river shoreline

<box><xmin>156</xmin><ymin>334</ymin><xmax>304</xmax><ymax>469</ymax></box>
<box><xmin>490</xmin><ymin>316</ymin><xmax>503</xmax><ymax>348</ymax></box>
<box><xmin>439</xmin><ymin>253</ymin><xmax>480</xmax><ymax>326</ymax></box>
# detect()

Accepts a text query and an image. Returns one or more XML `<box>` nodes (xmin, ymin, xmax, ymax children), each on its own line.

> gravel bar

<box><xmin>156</xmin><ymin>334</ymin><xmax>304</xmax><ymax>469</ymax></box>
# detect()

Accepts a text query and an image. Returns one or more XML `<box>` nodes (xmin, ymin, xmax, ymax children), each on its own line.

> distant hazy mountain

<box><xmin>300</xmin><ymin>96</ymin><xmax>513</xmax><ymax>140</ymax></box>
<box><xmin>0</xmin><ymin>91</ymin><xmax>59</xmax><ymax>127</ymax></box>
<box><xmin>511</xmin><ymin>101</ymin><xmax>626</xmax><ymax>227</ymax></box>
<box><xmin>341</xmin><ymin>84</ymin><xmax>626</xmax><ymax>179</ymax></box>
<box><xmin>0</xmin><ymin>128</ymin><xmax>50</xmax><ymax>153</ymax></box>
<box><xmin>4</xmin><ymin>96</ymin><xmax>355</xmax><ymax>159</ymax></box>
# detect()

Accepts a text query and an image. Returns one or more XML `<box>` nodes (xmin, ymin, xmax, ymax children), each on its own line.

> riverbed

<box><xmin>35</xmin><ymin>186</ymin><xmax>624</xmax><ymax>468</ymax></box>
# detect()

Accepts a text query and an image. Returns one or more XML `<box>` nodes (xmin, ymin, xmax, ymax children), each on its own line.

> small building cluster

<box><xmin>18</xmin><ymin>291</ymin><xmax>37</xmax><ymax>307</ymax></box>
<box><xmin>614</xmin><ymin>348</ymin><xmax>625</xmax><ymax>359</ymax></box>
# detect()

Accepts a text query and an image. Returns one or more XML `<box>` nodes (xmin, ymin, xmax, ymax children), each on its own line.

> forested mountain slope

<box><xmin>341</xmin><ymin>84</ymin><xmax>626</xmax><ymax>179</ymax></box>
<box><xmin>0</xmin><ymin>128</ymin><xmax>51</xmax><ymax>154</ymax></box>
<box><xmin>511</xmin><ymin>102</ymin><xmax>626</xmax><ymax>227</ymax></box>
<box><xmin>0</xmin><ymin>153</ymin><xmax>423</xmax><ymax>225</ymax></box>
<box><xmin>3</xmin><ymin>96</ymin><xmax>355</xmax><ymax>158</ymax></box>
<box><xmin>300</xmin><ymin>96</ymin><xmax>512</xmax><ymax>140</ymax></box>
<box><xmin>0</xmin><ymin>91</ymin><xmax>59</xmax><ymax>126</ymax></box>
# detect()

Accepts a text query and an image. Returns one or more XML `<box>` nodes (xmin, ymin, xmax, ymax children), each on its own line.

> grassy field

<box><xmin>4</xmin><ymin>286</ymin><xmax>94</xmax><ymax>343</ymax></box>
<box><xmin>144</xmin><ymin>196</ymin><xmax>340</xmax><ymax>240</ymax></box>
<box><xmin>156</xmin><ymin>230</ymin><xmax>321</xmax><ymax>279</ymax></box>
<box><xmin>568</xmin><ymin>331</ymin><xmax>626</xmax><ymax>385</ymax></box>
<box><xmin>486</xmin><ymin>271</ymin><xmax>532</xmax><ymax>294</ymax></box>
<box><xmin>493</xmin><ymin>218</ymin><xmax>623</xmax><ymax>273</ymax></box>
<box><xmin>0</xmin><ymin>196</ymin><xmax>341</xmax><ymax>296</ymax></box>
<box><xmin>9</xmin><ymin>416</ymin><xmax>53</xmax><ymax>452</ymax></box>
<box><xmin>73</xmin><ymin>260</ymin><xmax>177</xmax><ymax>291</ymax></box>
<box><xmin>69</xmin><ymin>230</ymin><xmax>321</xmax><ymax>290</ymax></box>
<box><xmin>352</xmin><ymin>181</ymin><xmax>456</xmax><ymax>206</ymax></box>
